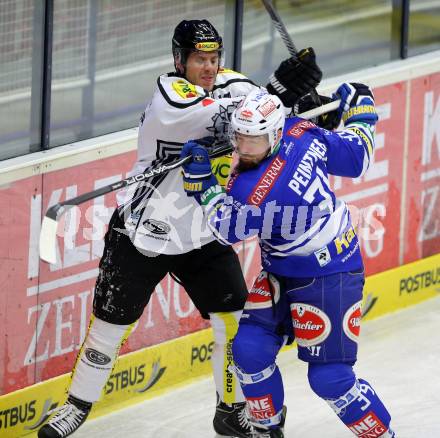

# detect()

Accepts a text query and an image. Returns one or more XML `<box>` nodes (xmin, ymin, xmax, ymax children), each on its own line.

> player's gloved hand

<box><xmin>333</xmin><ymin>82</ymin><xmax>378</xmax><ymax>127</ymax></box>
<box><xmin>192</xmin><ymin>136</ymin><xmax>216</xmax><ymax>150</ymax></box>
<box><xmin>295</xmin><ymin>94</ymin><xmax>340</xmax><ymax>130</ymax></box>
<box><xmin>266</xmin><ymin>47</ymin><xmax>322</xmax><ymax>107</ymax></box>
<box><xmin>180</xmin><ymin>140</ymin><xmax>218</xmax><ymax>196</ymax></box>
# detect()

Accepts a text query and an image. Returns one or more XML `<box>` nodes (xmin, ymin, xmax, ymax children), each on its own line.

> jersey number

<box><xmin>303</xmin><ymin>168</ymin><xmax>334</xmax><ymax>213</ymax></box>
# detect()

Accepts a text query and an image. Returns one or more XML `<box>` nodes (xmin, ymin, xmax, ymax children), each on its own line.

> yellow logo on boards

<box><xmin>172</xmin><ymin>80</ymin><xmax>198</xmax><ymax>99</ymax></box>
<box><xmin>195</xmin><ymin>42</ymin><xmax>220</xmax><ymax>51</ymax></box>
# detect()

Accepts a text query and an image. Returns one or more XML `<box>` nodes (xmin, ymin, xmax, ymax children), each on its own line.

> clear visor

<box><xmin>230</xmin><ymin>130</ymin><xmax>270</xmax><ymax>157</ymax></box>
<box><xmin>176</xmin><ymin>48</ymin><xmax>225</xmax><ymax>67</ymax></box>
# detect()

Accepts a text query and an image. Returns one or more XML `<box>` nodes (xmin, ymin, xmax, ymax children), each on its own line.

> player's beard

<box><xmin>236</xmin><ymin>157</ymin><xmax>261</xmax><ymax>173</ymax></box>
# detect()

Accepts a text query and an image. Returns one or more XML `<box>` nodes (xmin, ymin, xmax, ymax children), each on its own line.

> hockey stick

<box><xmin>39</xmin><ymin>102</ymin><xmax>337</xmax><ymax>264</ymax></box>
<box><xmin>39</xmin><ymin>142</ymin><xmax>232</xmax><ymax>264</ymax></box>
<box><xmin>261</xmin><ymin>0</ymin><xmax>341</xmax><ymax>110</ymax></box>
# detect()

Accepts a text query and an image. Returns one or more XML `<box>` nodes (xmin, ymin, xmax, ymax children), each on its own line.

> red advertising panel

<box><xmin>231</xmin><ymin>82</ymin><xmax>413</xmax><ymax>287</ymax></box>
<box><xmin>329</xmin><ymin>81</ymin><xmax>407</xmax><ymax>276</ymax></box>
<box><xmin>404</xmin><ymin>72</ymin><xmax>440</xmax><ymax>263</ymax></box>
<box><xmin>1</xmin><ymin>152</ymin><xmax>209</xmax><ymax>394</ymax></box>
<box><xmin>1</xmin><ymin>71</ymin><xmax>439</xmax><ymax>398</ymax></box>
<box><xmin>0</xmin><ymin>175</ymin><xmax>42</xmax><ymax>394</ymax></box>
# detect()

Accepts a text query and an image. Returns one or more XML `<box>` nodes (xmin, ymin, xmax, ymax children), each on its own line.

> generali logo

<box><xmin>247</xmin><ymin>156</ymin><xmax>286</xmax><ymax>205</ymax></box>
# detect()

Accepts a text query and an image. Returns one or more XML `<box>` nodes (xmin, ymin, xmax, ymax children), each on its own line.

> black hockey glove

<box><xmin>295</xmin><ymin>94</ymin><xmax>340</xmax><ymax>130</ymax></box>
<box><xmin>266</xmin><ymin>47</ymin><xmax>322</xmax><ymax>107</ymax></box>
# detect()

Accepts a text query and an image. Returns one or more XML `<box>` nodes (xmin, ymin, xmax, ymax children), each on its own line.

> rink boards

<box><xmin>1</xmin><ymin>252</ymin><xmax>438</xmax><ymax>437</ymax></box>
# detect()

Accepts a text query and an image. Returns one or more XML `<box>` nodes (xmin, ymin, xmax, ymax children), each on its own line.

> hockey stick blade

<box><xmin>39</xmin><ymin>203</ymin><xmax>74</xmax><ymax>264</ymax></box>
<box><xmin>39</xmin><ymin>216</ymin><xmax>60</xmax><ymax>264</ymax></box>
<box><xmin>39</xmin><ymin>143</ymin><xmax>233</xmax><ymax>264</ymax></box>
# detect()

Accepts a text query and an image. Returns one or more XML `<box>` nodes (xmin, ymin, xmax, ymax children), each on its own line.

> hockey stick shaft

<box><xmin>44</xmin><ymin>143</ymin><xmax>232</xmax><ymax>221</ymax></box>
<box><xmin>261</xmin><ymin>0</ymin><xmax>341</xmax><ymax>109</ymax></box>
<box><xmin>43</xmin><ymin>98</ymin><xmax>337</xmax><ymax>223</ymax></box>
<box><xmin>39</xmin><ymin>143</ymin><xmax>231</xmax><ymax>263</ymax></box>
<box><xmin>261</xmin><ymin>0</ymin><xmax>298</xmax><ymax>59</ymax></box>
<box><xmin>39</xmin><ymin>102</ymin><xmax>337</xmax><ymax>264</ymax></box>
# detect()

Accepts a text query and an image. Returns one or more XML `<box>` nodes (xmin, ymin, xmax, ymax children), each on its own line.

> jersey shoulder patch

<box><xmin>172</xmin><ymin>79</ymin><xmax>199</xmax><ymax>99</ymax></box>
<box><xmin>158</xmin><ymin>74</ymin><xmax>208</xmax><ymax>108</ymax></box>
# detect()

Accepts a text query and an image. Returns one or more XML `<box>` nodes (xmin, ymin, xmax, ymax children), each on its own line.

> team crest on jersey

<box><xmin>343</xmin><ymin>301</ymin><xmax>362</xmax><ymax>342</ymax></box>
<box><xmin>291</xmin><ymin>303</ymin><xmax>331</xmax><ymax>347</ymax></box>
<box><xmin>245</xmin><ymin>271</ymin><xmax>280</xmax><ymax>310</ymax></box>
<box><xmin>172</xmin><ymin>80</ymin><xmax>198</xmax><ymax>99</ymax></box>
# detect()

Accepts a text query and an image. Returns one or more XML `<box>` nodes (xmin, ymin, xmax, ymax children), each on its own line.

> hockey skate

<box><xmin>251</xmin><ymin>426</ymin><xmax>284</xmax><ymax>438</ymax></box>
<box><xmin>250</xmin><ymin>406</ymin><xmax>287</xmax><ymax>438</ymax></box>
<box><xmin>213</xmin><ymin>395</ymin><xmax>254</xmax><ymax>437</ymax></box>
<box><xmin>38</xmin><ymin>395</ymin><xmax>92</xmax><ymax>438</ymax></box>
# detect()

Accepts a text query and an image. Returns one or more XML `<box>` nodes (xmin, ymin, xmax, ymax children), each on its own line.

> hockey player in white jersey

<box><xmin>38</xmin><ymin>19</ymin><xmax>322</xmax><ymax>438</ymax></box>
<box><xmin>180</xmin><ymin>86</ymin><xmax>396</xmax><ymax>437</ymax></box>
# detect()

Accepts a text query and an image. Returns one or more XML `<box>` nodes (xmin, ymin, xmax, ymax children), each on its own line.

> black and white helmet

<box><xmin>172</xmin><ymin>19</ymin><xmax>223</xmax><ymax>73</ymax></box>
<box><xmin>230</xmin><ymin>89</ymin><xmax>285</xmax><ymax>154</ymax></box>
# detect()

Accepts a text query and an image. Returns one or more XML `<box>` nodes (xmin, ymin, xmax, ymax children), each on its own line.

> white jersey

<box><xmin>117</xmin><ymin>69</ymin><xmax>259</xmax><ymax>254</ymax></box>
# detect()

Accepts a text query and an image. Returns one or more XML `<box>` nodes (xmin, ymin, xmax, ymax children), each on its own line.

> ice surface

<box><xmin>74</xmin><ymin>296</ymin><xmax>440</xmax><ymax>438</ymax></box>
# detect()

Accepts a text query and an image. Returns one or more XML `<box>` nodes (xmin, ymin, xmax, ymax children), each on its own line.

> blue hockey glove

<box><xmin>180</xmin><ymin>140</ymin><xmax>218</xmax><ymax>196</ymax></box>
<box><xmin>333</xmin><ymin>82</ymin><xmax>378</xmax><ymax>126</ymax></box>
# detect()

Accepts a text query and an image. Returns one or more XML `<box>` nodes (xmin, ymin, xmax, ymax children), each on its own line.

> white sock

<box><xmin>210</xmin><ymin>310</ymin><xmax>245</xmax><ymax>404</ymax></box>
<box><xmin>69</xmin><ymin>316</ymin><xmax>133</xmax><ymax>402</ymax></box>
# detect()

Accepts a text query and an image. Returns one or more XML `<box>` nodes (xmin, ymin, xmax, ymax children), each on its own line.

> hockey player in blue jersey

<box><xmin>180</xmin><ymin>85</ymin><xmax>395</xmax><ymax>437</ymax></box>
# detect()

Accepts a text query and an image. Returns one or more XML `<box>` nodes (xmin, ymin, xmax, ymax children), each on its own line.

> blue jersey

<box><xmin>200</xmin><ymin>117</ymin><xmax>375</xmax><ymax>277</ymax></box>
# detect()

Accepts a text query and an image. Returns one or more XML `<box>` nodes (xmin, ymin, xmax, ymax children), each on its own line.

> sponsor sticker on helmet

<box><xmin>291</xmin><ymin>303</ymin><xmax>331</xmax><ymax>347</ymax></box>
<box><xmin>195</xmin><ymin>42</ymin><xmax>220</xmax><ymax>51</ymax></box>
<box><xmin>258</xmin><ymin>99</ymin><xmax>277</xmax><ymax>118</ymax></box>
<box><xmin>240</xmin><ymin>109</ymin><xmax>253</xmax><ymax>119</ymax></box>
<box><xmin>172</xmin><ymin>80</ymin><xmax>198</xmax><ymax>99</ymax></box>
<box><xmin>245</xmin><ymin>271</ymin><xmax>280</xmax><ymax>310</ymax></box>
<box><xmin>343</xmin><ymin>301</ymin><xmax>362</xmax><ymax>342</ymax></box>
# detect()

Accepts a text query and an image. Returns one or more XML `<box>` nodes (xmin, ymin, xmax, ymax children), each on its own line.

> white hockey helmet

<box><xmin>230</xmin><ymin>88</ymin><xmax>285</xmax><ymax>155</ymax></box>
